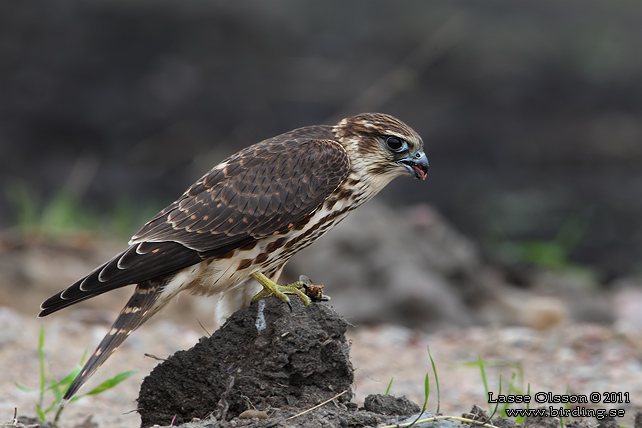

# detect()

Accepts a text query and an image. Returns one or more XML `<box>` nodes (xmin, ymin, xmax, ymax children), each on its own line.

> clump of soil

<box><xmin>138</xmin><ymin>298</ymin><xmax>356</xmax><ymax>427</ymax></box>
<box><xmin>362</xmin><ymin>394</ymin><xmax>420</xmax><ymax>416</ymax></box>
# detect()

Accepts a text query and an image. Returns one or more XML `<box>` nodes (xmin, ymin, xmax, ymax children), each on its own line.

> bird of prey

<box><xmin>39</xmin><ymin>112</ymin><xmax>428</xmax><ymax>402</ymax></box>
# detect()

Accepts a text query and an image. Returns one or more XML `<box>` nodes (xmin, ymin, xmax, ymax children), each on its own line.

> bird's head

<box><xmin>333</xmin><ymin>113</ymin><xmax>428</xmax><ymax>184</ymax></box>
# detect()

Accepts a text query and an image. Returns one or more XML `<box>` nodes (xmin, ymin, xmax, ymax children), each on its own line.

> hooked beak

<box><xmin>399</xmin><ymin>151</ymin><xmax>429</xmax><ymax>180</ymax></box>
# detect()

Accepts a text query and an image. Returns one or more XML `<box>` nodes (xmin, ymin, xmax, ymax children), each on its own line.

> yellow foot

<box><xmin>251</xmin><ymin>273</ymin><xmax>330</xmax><ymax>311</ymax></box>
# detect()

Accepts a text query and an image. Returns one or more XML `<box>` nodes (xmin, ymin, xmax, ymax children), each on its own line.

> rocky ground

<box><xmin>2</xmin><ymin>299</ymin><xmax>641</xmax><ymax>428</ymax></box>
<box><xmin>1</xmin><ymin>204</ymin><xmax>641</xmax><ymax>427</ymax></box>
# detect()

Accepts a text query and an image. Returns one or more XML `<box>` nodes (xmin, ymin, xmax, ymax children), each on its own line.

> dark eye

<box><xmin>386</xmin><ymin>136</ymin><xmax>406</xmax><ymax>152</ymax></box>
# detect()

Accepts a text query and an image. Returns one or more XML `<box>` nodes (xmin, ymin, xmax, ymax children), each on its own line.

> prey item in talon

<box><xmin>299</xmin><ymin>275</ymin><xmax>330</xmax><ymax>302</ymax></box>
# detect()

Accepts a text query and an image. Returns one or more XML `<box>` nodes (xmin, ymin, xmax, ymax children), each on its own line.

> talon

<box><xmin>251</xmin><ymin>272</ymin><xmax>311</xmax><ymax>308</ymax></box>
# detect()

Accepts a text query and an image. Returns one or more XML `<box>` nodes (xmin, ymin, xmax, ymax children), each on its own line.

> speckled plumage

<box><xmin>39</xmin><ymin>112</ymin><xmax>428</xmax><ymax>401</ymax></box>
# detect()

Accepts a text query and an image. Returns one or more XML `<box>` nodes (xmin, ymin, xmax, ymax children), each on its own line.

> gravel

<box><xmin>1</xmin><ymin>303</ymin><xmax>641</xmax><ymax>427</ymax></box>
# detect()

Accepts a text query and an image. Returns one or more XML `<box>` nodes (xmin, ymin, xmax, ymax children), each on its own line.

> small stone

<box><xmin>238</xmin><ymin>410</ymin><xmax>268</xmax><ymax>420</ymax></box>
<box><xmin>363</xmin><ymin>394</ymin><xmax>421</xmax><ymax>416</ymax></box>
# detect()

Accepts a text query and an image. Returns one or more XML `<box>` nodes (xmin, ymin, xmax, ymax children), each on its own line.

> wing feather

<box><xmin>39</xmin><ymin>241</ymin><xmax>203</xmax><ymax>316</ymax></box>
<box><xmin>130</xmin><ymin>135</ymin><xmax>349</xmax><ymax>250</ymax></box>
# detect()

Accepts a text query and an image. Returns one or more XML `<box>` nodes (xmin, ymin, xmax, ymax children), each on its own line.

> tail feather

<box><xmin>63</xmin><ymin>279</ymin><xmax>166</xmax><ymax>401</ymax></box>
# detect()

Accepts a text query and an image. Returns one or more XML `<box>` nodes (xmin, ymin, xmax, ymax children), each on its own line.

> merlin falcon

<box><xmin>40</xmin><ymin>112</ymin><xmax>428</xmax><ymax>402</ymax></box>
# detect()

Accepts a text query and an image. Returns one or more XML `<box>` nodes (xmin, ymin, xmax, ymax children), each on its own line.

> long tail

<box><xmin>63</xmin><ymin>279</ymin><xmax>166</xmax><ymax>402</ymax></box>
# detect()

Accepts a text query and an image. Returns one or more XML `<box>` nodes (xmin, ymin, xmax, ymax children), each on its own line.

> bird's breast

<box><xmin>160</xmin><ymin>174</ymin><xmax>375</xmax><ymax>313</ymax></box>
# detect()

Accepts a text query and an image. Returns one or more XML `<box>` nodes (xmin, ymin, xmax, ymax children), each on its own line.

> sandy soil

<box><xmin>1</xmin><ymin>301</ymin><xmax>641</xmax><ymax>427</ymax></box>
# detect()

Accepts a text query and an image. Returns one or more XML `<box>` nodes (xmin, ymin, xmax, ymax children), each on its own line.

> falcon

<box><xmin>39</xmin><ymin>112</ymin><xmax>428</xmax><ymax>402</ymax></box>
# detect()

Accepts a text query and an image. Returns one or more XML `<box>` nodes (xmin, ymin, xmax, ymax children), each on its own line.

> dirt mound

<box><xmin>138</xmin><ymin>297</ymin><xmax>356</xmax><ymax>427</ymax></box>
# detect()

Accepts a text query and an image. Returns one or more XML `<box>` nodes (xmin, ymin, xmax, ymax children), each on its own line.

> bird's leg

<box><xmin>251</xmin><ymin>273</ymin><xmax>329</xmax><ymax>311</ymax></box>
<box><xmin>251</xmin><ymin>272</ymin><xmax>310</xmax><ymax>309</ymax></box>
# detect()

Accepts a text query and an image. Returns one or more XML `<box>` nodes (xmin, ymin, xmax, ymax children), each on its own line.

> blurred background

<box><xmin>0</xmin><ymin>0</ymin><xmax>641</xmax><ymax>327</ymax></box>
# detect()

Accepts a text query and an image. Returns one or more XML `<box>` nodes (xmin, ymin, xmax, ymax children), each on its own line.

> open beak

<box><xmin>399</xmin><ymin>151</ymin><xmax>428</xmax><ymax>180</ymax></box>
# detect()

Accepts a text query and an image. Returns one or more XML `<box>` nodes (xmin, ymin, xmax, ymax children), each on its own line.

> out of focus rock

<box><xmin>529</xmin><ymin>270</ymin><xmax>614</xmax><ymax>324</ymax></box>
<box><xmin>286</xmin><ymin>201</ymin><xmax>616</xmax><ymax>330</ymax></box>
<box><xmin>285</xmin><ymin>202</ymin><xmax>480</xmax><ymax>329</ymax></box>
<box><xmin>500</xmin><ymin>292</ymin><xmax>568</xmax><ymax>330</ymax></box>
<box><xmin>612</xmin><ymin>277</ymin><xmax>642</xmax><ymax>329</ymax></box>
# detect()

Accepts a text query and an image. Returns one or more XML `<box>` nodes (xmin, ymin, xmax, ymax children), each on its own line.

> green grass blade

<box><xmin>385</xmin><ymin>377</ymin><xmax>393</xmax><ymax>395</ymax></box>
<box><xmin>564</xmin><ymin>385</ymin><xmax>571</xmax><ymax>424</ymax></box>
<box><xmin>49</xmin><ymin>375</ymin><xmax>63</xmax><ymax>403</ymax></box>
<box><xmin>427</xmin><ymin>346</ymin><xmax>440</xmax><ymax>414</ymax></box>
<box><xmin>36</xmin><ymin>403</ymin><xmax>46</xmax><ymax>423</ymax></box>
<box><xmin>14</xmin><ymin>382</ymin><xmax>39</xmax><ymax>393</ymax></box>
<box><xmin>38</xmin><ymin>325</ymin><xmax>46</xmax><ymax>409</ymax></box>
<box><xmin>501</xmin><ymin>372</ymin><xmax>517</xmax><ymax>417</ymax></box>
<box><xmin>45</xmin><ymin>366</ymin><xmax>82</xmax><ymax>393</ymax></box>
<box><xmin>515</xmin><ymin>383</ymin><xmax>530</xmax><ymax>424</ymax></box>
<box><xmin>76</xmin><ymin>370</ymin><xmax>139</xmax><ymax>398</ymax></box>
<box><xmin>16</xmin><ymin>326</ymin><xmax>115</xmax><ymax>423</ymax></box>
<box><xmin>43</xmin><ymin>400</ymin><xmax>60</xmax><ymax>417</ymax></box>
<box><xmin>422</xmin><ymin>372</ymin><xmax>429</xmax><ymax>412</ymax></box>
<box><xmin>487</xmin><ymin>374</ymin><xmax>502</xmax><ymax>422</ymax></box>
<box><xmin>507</xmin><ymin>371</ymin><xmax>518</xmax><ymax>394</ymax></box>
<box><xmin>78</xmin><ymin>350</ymin><xmax>88</xmax><ymax>366</ymax></box>
<box><xmin>478</xmin><ymin>355</ymin><xmax>491</xmax><ymax>413</ymax></box>
<box><xmin>407</xmin><ymin>373</ymin><xmax>430</xmax><ymax>427</ymax></box>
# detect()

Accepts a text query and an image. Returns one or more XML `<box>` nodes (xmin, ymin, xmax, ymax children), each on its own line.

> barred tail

<box><xmin>63</xmin><ymin>279</ymin><xmax>165</xmax><ymax>402</ymax></box>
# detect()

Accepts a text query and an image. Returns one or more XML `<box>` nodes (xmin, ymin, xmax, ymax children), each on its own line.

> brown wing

<box><xmin>131</xmin><ymin>133</ymin><xmax>349</xmax><ymax>251</ymax></box>
<box><xmin>40</xmin><ymin>130</ymin><xmax>350</xmax><ymax>317</ymax></box>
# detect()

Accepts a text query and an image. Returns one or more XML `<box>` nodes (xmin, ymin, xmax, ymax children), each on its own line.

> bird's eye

<box><xmin>386</xmin><ymin>136</ymin><xmax>406</xmax><ymax>152</ymax></box>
